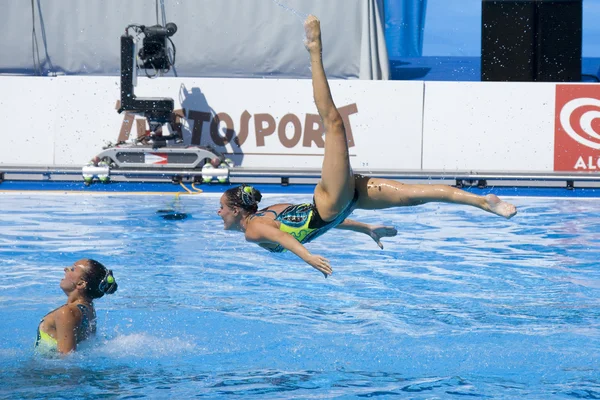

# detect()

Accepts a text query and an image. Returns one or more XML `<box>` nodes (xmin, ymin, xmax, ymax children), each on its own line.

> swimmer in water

<box><xmin>218</xmin><ymin>15</ymin><xmax>517</xmax><ymax>278</ymax></box>
<box><xmin>35</xmin><ymin>259</ymin><xmax>117</xmax><ymax>356</ymax></box>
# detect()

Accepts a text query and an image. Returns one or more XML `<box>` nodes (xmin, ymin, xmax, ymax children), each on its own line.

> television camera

<box><xmin>84</xmin><ymin>22</ymin><xmax>227</xmax><ymax>185</ymax></box>
<box><xmin>118</xmin><ymin>22</ymin><xmax>179</xmax><ymax>139</ymax></box>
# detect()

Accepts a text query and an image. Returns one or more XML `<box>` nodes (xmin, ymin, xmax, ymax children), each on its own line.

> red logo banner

<box><xmin>554</xmin><ymin>84</ymin><xmax>600</xmax><ymax>171</ymax></box>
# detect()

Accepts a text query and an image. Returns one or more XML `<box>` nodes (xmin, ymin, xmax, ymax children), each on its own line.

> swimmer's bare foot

<box><xmin>304</xmin><ymin>15</ymin><xmax>322</xmax><ymax>54</ymax></box>
<box><xmin>485</xmin><ymin>194</ymin><xmax>517</xmax><ymax>219</ymax></box>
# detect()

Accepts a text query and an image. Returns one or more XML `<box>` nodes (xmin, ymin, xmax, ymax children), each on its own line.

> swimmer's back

<box><xmin>253</xmin><ymin>203</ymin><xmax>294</xmax><ymax>220</ymax></box>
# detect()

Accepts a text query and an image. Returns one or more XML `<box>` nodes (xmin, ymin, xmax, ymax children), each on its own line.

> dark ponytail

<box><xmin>81</xmin><ymin>259</ymin><xmax>118</xmax><ymax>299</ymax></box>
<box><xmin>223</xmin><ymin>184</ymin><xmax>263</xmax><ymax>214</ymax></box>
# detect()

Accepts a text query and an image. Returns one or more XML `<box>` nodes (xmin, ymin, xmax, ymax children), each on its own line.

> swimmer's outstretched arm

<box><xmin>245</xmin><ymin>222</ymin><xmax>332</xmax><ymax>277</ymax></box>
<box><xmin>334</xmin><ymin>219</ymin><xmax>398</xmax><ymax>249</ymax></box>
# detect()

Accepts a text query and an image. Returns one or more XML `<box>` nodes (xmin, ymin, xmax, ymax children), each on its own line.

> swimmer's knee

<box><xmin>324</xmin><ymin>115</ymin><xmax>344</xmax><ymax>132</ymax></box>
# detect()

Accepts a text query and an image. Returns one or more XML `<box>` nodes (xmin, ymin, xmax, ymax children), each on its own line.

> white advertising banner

<box><xmin>135</xmin><ymin>78</ymin><xmax>424</xmax><ymax>170</ymax></box>
<box><xmin>53</xmin><ymin>77</ymin><xmax>123</xmax><ymax>165</ymax></box>
<box><xmin>6</xmin><ymin>76</ymin><xmax>590</xmax><ymax>175</ymax></box>
<box><xmin>422</xmin><ymin>82</ymin><xmax>557</xmax><ymax>172</ymax></box>
<box><xmin>0</xmin><ymin>76</ymin><xmax>425</xmax><ymax>170</ymax></box>
<box><xmin>0</xmin><ymin>78</ymin><xmax>59</xmax><ymax>165</ymax></box>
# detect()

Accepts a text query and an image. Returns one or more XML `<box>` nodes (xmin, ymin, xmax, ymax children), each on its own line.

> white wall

<box><xmin>0</xmin><ymin>76</ymin><xmax>424</xmax><ymax>169</ymax></box>
<box><xmin>1</xmin><ymin>76</ymin><xmax>599</xmax><ymax>174</ymax></box>
<box><xmin>422</xmin><ymin>82</ymin><xmax>556</xmax><ymax>172</ymax></box>
<box><xmin>0</xmin><ymin>78</ymin><xmax>59</xmax><ymax>165</ymax></box>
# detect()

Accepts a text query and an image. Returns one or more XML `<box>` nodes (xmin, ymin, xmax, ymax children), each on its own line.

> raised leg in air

<box><xmin>304</xmin><ymin>15</ymin><xmax>354</xmax><ymax>221</ymax></box>
<box><xmin>355</xmin><ymin>177</ymin><xmax>517</xmax><ymax>219</ymax></box>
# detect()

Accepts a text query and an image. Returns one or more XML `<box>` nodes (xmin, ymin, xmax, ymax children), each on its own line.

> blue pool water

<box><xmin>0</xmin><ymin>190</ymin><xmax>599</xmax><ymax>399</ymax></box>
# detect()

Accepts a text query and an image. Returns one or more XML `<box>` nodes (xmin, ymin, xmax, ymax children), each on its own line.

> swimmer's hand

<box><xmin>368</xmin><ymin>225</ymin><xmax>398</xmax><ymax>249</ymax></box>
<box><xmin>307</xmin><ymin>254</ymin><xmax>332</xmax><ymax>278</ymax></box>
<box><xmin>304</xmin><ymin>15</ymin><xmax>322</xmax><ymax>53</ymax></box>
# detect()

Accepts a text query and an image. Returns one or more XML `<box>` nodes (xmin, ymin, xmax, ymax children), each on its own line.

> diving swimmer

<box><xmin>218</xmin><ymin>15</ymin><xmax>517</xmax><ymax>278</ymax></box>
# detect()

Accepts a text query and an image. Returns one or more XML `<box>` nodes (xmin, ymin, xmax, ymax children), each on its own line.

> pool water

<box><xmin>0</xmin><ymin>191</ymin><xmax>598</xmax><ymax>399</ymax></box>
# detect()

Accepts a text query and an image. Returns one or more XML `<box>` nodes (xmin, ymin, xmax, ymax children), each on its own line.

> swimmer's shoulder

<box><xmin>41</xmin><ymin>304</ymin><xmax>81</xmax><ymax>331</ymax></box>
<box><xmin>56</xmin><ymin>304</ymin><xmax>85</xmax><ymax>323</ymax></box>
<box><xmin>245</xmin><ymin>209</ymin><xmax>288</xmax><ymax>243</ymax></box>
<box><xmin>43</xmin><ymin>303</ymin><xmax>70</xmax><ymax>320</ymax></box>
<box><xmin>245</xmin><ymin>222</ymin><xmax>286</xmax><ymax>251</ymax></box>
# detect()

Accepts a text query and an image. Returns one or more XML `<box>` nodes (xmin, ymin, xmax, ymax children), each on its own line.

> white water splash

<box><xmin>271</xmin><ymin>0</ymin><xmax>308</xmax><ymax>22</ymax></box>
<box><xmin>97</xmin><ymin>333</ymin><xmax>197</xmax><ymax>358</ymax></box>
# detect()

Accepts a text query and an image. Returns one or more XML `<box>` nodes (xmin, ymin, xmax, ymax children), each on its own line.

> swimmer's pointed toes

<box><xmin>505</xmin><ymin>202</ymin><xmax>517</xmax><ymax>218</ymax></box>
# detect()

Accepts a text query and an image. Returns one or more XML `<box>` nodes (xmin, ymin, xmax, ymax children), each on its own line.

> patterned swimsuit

<box><xmin>263</xmin><ymin>190</ymin><xmax>359</xmax><ymax>253</ymax></box>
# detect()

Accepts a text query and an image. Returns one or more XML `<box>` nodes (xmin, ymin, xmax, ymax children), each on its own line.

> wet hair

<box><xmin>223</xmin><ymin>184</ymin><xmax>263</xmax><ymax>214</ymax></box>
<box><xmin>81</xmin><ymin>259</ymin><xmax>118</xmax><ymax>299</ymax></box>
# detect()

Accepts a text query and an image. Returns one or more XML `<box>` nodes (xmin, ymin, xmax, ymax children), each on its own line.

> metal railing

<box><xmin>1</xmin><ymin>164</ymin><xmax>600</xmax><ymax>188</ymax></box>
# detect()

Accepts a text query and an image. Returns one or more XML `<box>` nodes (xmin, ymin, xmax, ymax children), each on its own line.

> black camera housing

<box><xmin>118</xmin><ymin>34</ymin><xmax>174</xmax><ymax>127</ymax></box>
<box><xmin>137</xmin><ymin>23</ymin><xmax>177</xmax><ymax>71</ymax></box>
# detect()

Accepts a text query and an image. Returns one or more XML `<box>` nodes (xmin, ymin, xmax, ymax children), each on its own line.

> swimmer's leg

<box><xmin>304</xmin><ymin>15</ymin><xmax>355</xmax><ymax>221</ymax></box>
<box><xmin>355</xmin><ymin>176</ymin><xmax>517</xmax><ymax>219</ymax></box>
